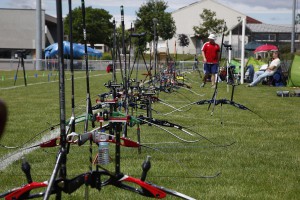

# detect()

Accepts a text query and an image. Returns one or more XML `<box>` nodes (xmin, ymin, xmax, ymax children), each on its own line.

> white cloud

<box><xmin>220</xmin><ymin>2</ymin><xmax>291</xmax><ymax>15</ymax></box>
<box><xmin>5</xmin><ymin>0</ymin><xmax>298</xmax><ymax>25</ymax></box>
<box><xmin>218</xmin><ymin>1</ymin><xmax>292</xmax><ymax>14</ymax></box>
<box><xmin>218</xmin><ymin>0</ymin><xmax>294</xmax><ymax>9</ymax></box>
<box><xmin>8</xmin><ymin>0</ymin><xmax>36</xmax><ymax>8</ymax></box>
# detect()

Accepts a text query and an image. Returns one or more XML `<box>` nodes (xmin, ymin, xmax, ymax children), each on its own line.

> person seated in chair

<box><xmin>245</xmin><ymin>64</ymin><xmax>254</xmax><ymax>83</ymax></box>
<box><xmin>244</xmin><ymin>56</ymin><xmax>264</xmax><ymax>83</ymax></box>
<box><xmin>247</xmin><ymin>52</ymin><xmax>280</xmax><ymax>87</ymax></box>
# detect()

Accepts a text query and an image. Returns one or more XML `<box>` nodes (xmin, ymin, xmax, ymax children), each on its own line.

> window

<box><xmin>278</xmin><ymin>34</ymin><xmax>291</xmax><ymax>41</ymax></box>
<box><xmin>254</xmin><ymin>34</ymin><xmax>276</xmax><ymax>42</ymax></box>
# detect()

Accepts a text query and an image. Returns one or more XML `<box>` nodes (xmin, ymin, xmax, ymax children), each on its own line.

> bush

<box><xmin>101</xmin><ymin>52</ymin><xmax>112</xmax><ymax>60</ymax></box>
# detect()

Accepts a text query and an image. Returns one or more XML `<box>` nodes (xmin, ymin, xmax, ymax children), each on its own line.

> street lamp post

<box><xmin>36</xmin><ymin>0</ymin><xmax>42</xmax><ymax>70</ymax></box>
<box><xmin>237</xmin><ymin>16</ymin><xmax>241</xmax><ymax>58</ymax></box>
<box><xmin>291</xmin><ymin>0</ymin><xmax>296</xmax><ymax>53</ymax></box>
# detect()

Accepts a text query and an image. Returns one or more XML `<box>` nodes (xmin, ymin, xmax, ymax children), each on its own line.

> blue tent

<box><xmin>45</xmin><ymin>41</ymin><xmax>102</xmax><ymax>58</ymax></box>
<box><xmin>244</xmin><ymin>41</ymin><xmax>263</xmax><ymax>51</ymax></box>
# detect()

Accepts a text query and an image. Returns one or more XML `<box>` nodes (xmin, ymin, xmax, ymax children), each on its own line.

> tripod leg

<box><xmin>136</xmin><ymin>52</ymin><xmax>141</xmax><ymax>82</ymax></box>
<box><xmin>116</xmin><ymin>42</ymin><xmax>124</xmax><ymax>83</ymax></box>
<box><xmin>141</xmin><ymin>52</ymin><xmax>150</xmax><ymax>77</ymax></box>
<box><xmin>14</xmin><ymin>58</ymin><xmax>21</xmax><ymax>86</ymax></box>
<box><xmin>141</xmin><ymin>52</ymin><xmax>153</xmax><ymax>85</ymax></box>
<box><xmin>129</xmin><ymin>50</ymin><xmax>139</xmax><ymax>80</ymax></box>
<box><xmin>230</xmin><ymin>84</ymin><xmax>236</xmax><ymax>101</ymax></box>
<box><xmin>21</xmin><ymin>57</ymin><xmax>27</xmax><ymax>86</ymax></box>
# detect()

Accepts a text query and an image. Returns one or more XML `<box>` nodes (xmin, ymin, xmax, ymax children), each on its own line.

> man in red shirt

<box><xmin>201</xmin><ymin>34</ymin><xmax>220</xmax><ymax>88</ymax></box>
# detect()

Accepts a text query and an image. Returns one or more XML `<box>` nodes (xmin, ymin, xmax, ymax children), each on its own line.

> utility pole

<box><xmin>36</xmin><ymin>0</ymin><xmax>42</xmax><ymax>70</ymax></box>
<box><xmin>237</xmin><ymin>16</ymin><xmax>241</xmax><ymax>58</ymax></box>
<box><xmin>291</xmin><ymin>0</ymin><xmax>296</xmax><ymax>53</ymax></box>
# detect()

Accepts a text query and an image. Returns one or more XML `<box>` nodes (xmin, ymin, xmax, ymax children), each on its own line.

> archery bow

<box><xmin>0</xmin><ymin>156</ymin><xmax>196</xmax><ymax>200</ymax></box>
<box><xmin>207</xmin><ymin>22</ymin><xmax>227</xmax><ymax>114</ymax></box>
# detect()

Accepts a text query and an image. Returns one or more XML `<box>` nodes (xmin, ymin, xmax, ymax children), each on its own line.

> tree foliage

<box><xmin>63</xmin><ymin>6</ymin><xmax>114</xmax><ymax>47</ymax></box>
<box><xmin>110</xmin><ymin>25</ymin><xmax>131</xmax><ymax>54</ymax></box>
<box><xmin>178</xmin><ymin>34</ymin><xmax>189</xmax><ymax>47</ymax></box>
<box><xmin>134</xmin><ymin>0</ymin><xmax>176</xmax><ymax>49</ymax></box>
<box><xmin>193</xmin><ymin>9</ymin><xmax>227</xmax><ymax>41</ymax></box>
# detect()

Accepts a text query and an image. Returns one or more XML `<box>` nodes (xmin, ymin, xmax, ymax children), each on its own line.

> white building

<box><xmin>0</xmin><ymin>8</ymin><xmax>57</xmax><ymax>59</ymax></box>
<box><xmin>168</xmin><ymin>0</ymin><xmax>261</xmax><ymax>55</ymax></box>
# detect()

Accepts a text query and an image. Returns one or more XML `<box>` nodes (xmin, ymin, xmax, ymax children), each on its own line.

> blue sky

<box><xmin>1</xmin><ymin>0</ymin><xmax>298</xmax><ymax>27</ymax></box>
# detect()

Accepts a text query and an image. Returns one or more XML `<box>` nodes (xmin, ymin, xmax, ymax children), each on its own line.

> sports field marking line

<box><xmin>0</xmin><ymin>127</ymin><xmax>60</xmax><ymax>171</ymax></box>
<box><xmin>0</xmin><ymin>73</ymin><xmax>109</xmax><ymax>90</ymax></box>
<box><xmin>0</xmin><ymin>69</ymin><xmax>192</xmax><ymax>169</ymax></box>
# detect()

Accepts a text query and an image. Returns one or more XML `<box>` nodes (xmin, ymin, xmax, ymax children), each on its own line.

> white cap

<box><xmin>208</xmin><ymin>34</ymin><xmax>216</xmax><ymax>40</ymax></box>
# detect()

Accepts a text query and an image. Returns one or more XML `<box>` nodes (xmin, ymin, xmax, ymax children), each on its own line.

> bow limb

<box><xmin>70</xmin><ymin>129</ymin><xmax>157</xmax><ymax>151</ymax></box>
<box><xmin>197</xmin><ymin>99</ymin><xmax>253</xmax><ymax>112</ymax></box>
<box><xmin>213</xmin><ymin>99</ymin><xmax>254</xmax><ymax>114</ymax></box>
<box><xmin>0</xmin><ymin>123</ymin><xmax>59</xmax><ymax>149</ymax></box>
<box><xmin>176</xmin><ymin>127</ymin><xmax>194</xmax><ymax>136</ymax></box>
<box><xmin>220</xmin><ymin>99</ymin><xmax>269</xmax><ymax>124</ymax></box>
<box><xmin>217</xmin><ymin>99</ymin><xmax>252</xmax><ymax>111</ymax></box>
<box><xmin>1</xmin><ymin>137</ymin><xmax>66</xmax><ymax>164</ymax></box>
<box><xmin>105</xmin><ymin>172</ymin><xmax>195</xmax><ymax>199</ymax></box>
<box><xmin>139</xmin><ymin>119</ymin><xmax>201</xmax><ymax>143</ymax></box>
<box><xmin>146</xmin><ymin>182</ymin><xmax>196</xmax><ymax>200</ymax></box>
<box><xmin>173</xmin><ymin>90</ymin><xmax>194</xmax><ymax>102</ymax></box>
<box><xmin>139</xmin><ymin>116</ymin><xmax>195</xmax><ymax>136</ymax></box>
<box><xmin>158</xmin><ymin>99</ymin><xmax>186</xmax><ymax>112</ymax></box>
<box><xmin>3</xmin><ymin>181</ymin><xmax>48</xmax><ymax>200</ymax></box>
<box><xmin>201</xmin><ymin>98</ymin><xmax>269</xmax><ymax>124</ymax></box>
<box><xmin>118</xmin><ymin>138</ymin><xmax>159</xmax><ymax>152</ymax></box>
<box><xmin>177</xmin><ymin>85</ymin><xmax>205</xmax><ymax>97</ymax></box>
<box><xmin>0</xmin><ymin>115</ymin><xmax>89</xmax><ymax>150</ymax></box>
<box><xmin>162</xmin><ymin>101</ymin><xmax>197</xmax><ymax>116</ymax></box>
<box><xmin>29</xmin><ymin>136</ymin><xmax>77</xmax><ymax>149</ymax></box>
<box><xmin>195</xmin><ymin>99</ymin><xmax>216</xmax><ymax>116</ymax></box>
<box><xmin>181</xmin><ymin>127</ymin><xmax>236</xmax><ymax>147</ymax></box>
<box><xmin>139</xmin><ymin>116</ymin><xmax>235</xmax><ymax>147</ymax></box>
<box><xmin>195</xmin><ymin>99</ymin><xmax>214</xmax><ymax>105</ymax></box>
<box><xmin>137</xmin><ymin>140</ymin><xmax>223</xmax><ymax>179</ymax></box>
<box><xmin>115</xmin><ymin>175</ymin><xmax>167</xmax><ymax>198</ymax></box>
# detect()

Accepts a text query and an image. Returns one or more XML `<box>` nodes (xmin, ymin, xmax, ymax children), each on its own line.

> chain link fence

<box><xmin>0</xmin><ymin>58</ymin><xmax>204</xmax><ymax>73</ymax></box>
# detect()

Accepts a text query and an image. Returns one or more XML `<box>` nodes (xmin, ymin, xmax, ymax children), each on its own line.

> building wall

<box><xmin>169</xmin><ymin>0</ymin><xmax>248</xmax><ymax>55</ymax></box>
<box><xmin>45</xmin><ymin>14</ymin><xmax>58</xmax><ymax>47</ymax></box>
<box><xmin>0</xmin><ymin>9</ymin><xmax>45</xmax><ymax>50</ymax></box>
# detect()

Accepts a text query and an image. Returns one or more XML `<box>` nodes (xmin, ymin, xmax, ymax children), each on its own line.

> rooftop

<box><xmin>246</xmin><ymin>23</ymin><xmax>295</xmax><ymax>33</ymax></box>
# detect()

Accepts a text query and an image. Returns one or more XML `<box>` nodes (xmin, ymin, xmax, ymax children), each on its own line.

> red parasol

<box><xmin>254</xmin><ymin>44</ymin><xmax>278</xmax><ymax>53</ymax></box>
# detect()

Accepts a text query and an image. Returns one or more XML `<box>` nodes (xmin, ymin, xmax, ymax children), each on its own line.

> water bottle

<box><xmin>98</xmin><ymin>131</ymin><xmax>109</xmax><ymax>165</ymax></box>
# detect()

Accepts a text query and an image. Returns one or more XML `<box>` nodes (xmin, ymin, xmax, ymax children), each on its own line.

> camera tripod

<box><xmin>14</xmin><ymin>51</ymin><xmax>27</xmax><ymax>86</ymax></box>
<box><xmin>129</xmin><ymin>32</ymin><xmax>152</xmax><ymax>84</ymax></box>
<box><xmin>222</xmin><ymin>44</ymin><xmax>238</xmax><ymax>85</ymax></box>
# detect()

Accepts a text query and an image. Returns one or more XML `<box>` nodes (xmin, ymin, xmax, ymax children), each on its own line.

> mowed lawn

<box><xmin>0</xmin><ymin>69</ymin><xmax>299</xmax><ymax>199</ymax></box>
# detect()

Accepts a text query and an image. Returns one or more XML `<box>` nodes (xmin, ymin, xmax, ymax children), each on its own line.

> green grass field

<box><xmin>0</xmin><ymin>69</ymin><xmax>299</xmax><ymax>199</ymax></box>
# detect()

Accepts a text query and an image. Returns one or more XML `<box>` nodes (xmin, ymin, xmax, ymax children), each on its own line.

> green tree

<box><xmin>193</xmin><ymin>9</ymin><xmax>227</xmax><ymax>41</ymax></box>
<box><xmin>134</xmin><ymin>0</ymin><xmax>176</xmax><ymax>49</ymax></box>
<box><xmin>64</xmin><ymin>6</ymin><xmax>114</xmax><ymax>47</ymax></box>
<box><xmin>178</xmin><ymin>34</ymin><xmax>189</xmax><ymax>48</ymax></box>
<box><xmin>178</xmin><ymin>34</ymin><xmax>189</xmax><ymax>56</ymax></box>
<box><xmin>115</xmin><ymin>25</ymin><xmax>131</xmax><ymax>52</ymax></box>
<box><xmin>105</xmin><ymin>24</ymin><xmax>131</xmax><ymax>56</ymax></box>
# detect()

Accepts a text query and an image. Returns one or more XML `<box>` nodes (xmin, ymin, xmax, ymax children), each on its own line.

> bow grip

<box><xmin>21</xmin><ymin>157</ymin><xmax>32</xmax><ymax>184</ymax></box>
<box><xmin>78</xmin><ymin>132</ymin><xmax>92</xmax><ymax>146</ymax></box>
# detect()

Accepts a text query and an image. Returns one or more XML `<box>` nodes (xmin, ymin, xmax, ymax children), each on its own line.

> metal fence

<box><xmin>0</xmin><ymin>58</ymin><xmax>204</xmax><ymax>72</ymax></box>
